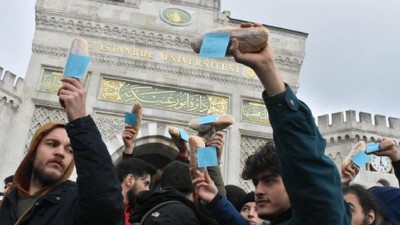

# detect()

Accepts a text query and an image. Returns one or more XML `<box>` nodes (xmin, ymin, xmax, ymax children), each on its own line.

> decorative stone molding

<box><xmin>85</xmin><ymin>0</ymin><xmax>140</xmax><ymax>8</ymax></box>
<box><xmin>0</xmin><ymin>94</ymin><xmax>21</xmax><ymax>110</ymax></box>
<box><xmin>35</xmin><ymin>14</ymin><xmax>192</xmax><ymax>52</ymax></box>
<box><xmin>0</xmin><ymin>69</ymin><xmax>23</xmax><ymax>109</ymax></box>
<box><xmin>34</xmin><ymin>14</ymin><xmax>304</xmax><ymax>72</ymax></box>
<box><xmin>326</xmin><ymin>152</ymin><xmax>345</xmax><ymax>165</ymax></box>
<box><xmin>32</xmin><ymin>45</ymin><xmax>67</xmax><ymax>58</ymax></box>
<box><xmin>93</xmin><ymin>112</ymin><xmax>126</xmax><ymax>141</ymax></box>
<box><xmin>154</xmin><ymin>0</ymin><xmax>220</xmax><ymax>10</ymax></box>
<box><xmin>32</xmin><ymin>44</ymin><xmax>265</xmax><ymax>89</ymax></box>
<box><xmin>239</xmin><ymin>135</ymin><xmax>270</xmax><ymax>192</ymax></box>
<box><xmin>275</xmin><ymin>55</ymin><xmax>303</xmax><ymax>73</ymax></box>
<box><xmin>269</xmin><ymin>28</ymin><xmax>308</xmax><ymax>42</ymax></box>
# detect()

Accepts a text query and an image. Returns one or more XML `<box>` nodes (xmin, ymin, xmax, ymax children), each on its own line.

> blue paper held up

<box><xmin>351</xmin><ymin>151</ymin><xmax>371</xmax><ymax>168</ymax></box>
<box><xmin>64</xmin><ymin>54</ymin><xmax>91</xmax><ymax>79</ymax></box>
<box><xmin>197</xmin><ymin>146</ymin><xmax>218</xmax><ymax>168</ymax></box>
<box><xmin>199</xmin><ymin>32</ymin><xmax>231</xmax><ymax>58</ymax></box>
<box><xmin>179</xmin><ymin>128</ymin><xmax>189</xmax><ymax>142</ymax></box>
<box><xmin>199</xmin><ymin>115</ymin><xmax>218</xmax><ymax>125</ymax></box>
<box><xmin>125</xmin><ymin>112</ymin><xmax>137</xmax><ymax>126</ymax></box>
<box><xmin>365</xmin><ymin>143</ymin><xmax>380</xmax><ymax>154</ymax></box>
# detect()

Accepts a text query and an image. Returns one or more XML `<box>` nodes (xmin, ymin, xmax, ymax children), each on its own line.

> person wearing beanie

<box><xmin>225</xmin><ymin>184</ymin><xmax>247</xmax><ymax>212</ymax></box>
<box><xmin>369</xmin><ymin>186</ymin><xmax>400</xmax><ymax>225</ymax></box>
<box><xmin>0</xmin><ymin>78</ymin><xmax>123</xmax><ymax>224</ymax></box>
<box><xmin>239</xmin><ymin>191</ymin><xmax>269</xmax><ymax>225</ymax></box>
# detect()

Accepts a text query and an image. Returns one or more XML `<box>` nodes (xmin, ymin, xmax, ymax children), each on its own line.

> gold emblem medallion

<box><xmin>160</xmin><ymin>7</ymin><xmax>192</xmax><ymax>26</ymax></box>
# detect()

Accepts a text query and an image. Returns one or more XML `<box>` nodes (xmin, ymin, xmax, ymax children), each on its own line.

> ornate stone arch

<box><xmin>107</xmin><ymin>122</ymin><xmax>179</xmax><ymax>169</ymax></box>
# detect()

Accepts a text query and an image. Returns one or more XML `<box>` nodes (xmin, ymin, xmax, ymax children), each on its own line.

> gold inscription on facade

<box><xmin>98</xmin><ymin>43</ymin><xmax>154</xmax><ymax>59</ymax></box>
<box><xmin>99</xmin><ymin>78</ymin><xmax>228</xmax><ymax>115</ymax></box>
<box><xmin>160</xmin><ymin>52</ymin><xmax>240</xmax><ymax>73</ymax></box>
<box><xmin>90</xmin><ymin>42</ymin><xmax>255</xmax><ymax>77</ymax></box>
<box><xmin>40</xmin><ymin>69</ymin><xmax>89</xmax><ymax>94</ymax></box>
<box><xmin>40</xmin><ymin>69</ymin><xmax>63</xmax><ymax>93</ymax></box>
<box><xmin>242</xmin><ymin>100</ymin><xmax>269</xmax><ymax>124</ymax></box>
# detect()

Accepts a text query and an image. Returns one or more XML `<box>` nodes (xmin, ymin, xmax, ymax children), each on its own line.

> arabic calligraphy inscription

<box><xmin>242</xmin><ymin>100</ymin><xmax>269</xmax><ymax>124</ymax></box>
<box><xmin>99</xmin><ymin>78</ymin><xmax>228</xmax><ymax>115</ymax></box>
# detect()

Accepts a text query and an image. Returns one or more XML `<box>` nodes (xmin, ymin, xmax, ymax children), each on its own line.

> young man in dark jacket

<box><xmin>195</xmin><ymin>23</ymin><xmax>351</xmax><ymax>225</ymax></box>
<box><xmin>232</xmin><ymin>23</ymin><xmax>351</xmax><ymax>225</ymax></box>
<box><xmin>0</xmin><ymin>78</ymin><xmax>124</xmax><ymax>224</ymax></box>
<box><xmin>116</xmin><ymin>157</ymin><xmax>156</xmax><ymax>225</ymax></box>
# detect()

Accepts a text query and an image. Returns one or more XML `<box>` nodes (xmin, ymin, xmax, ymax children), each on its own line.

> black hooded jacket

<box><xmin>130</xmin><ymin>187</ymin><xmax>200</xmax><ymax>225</ymax></box>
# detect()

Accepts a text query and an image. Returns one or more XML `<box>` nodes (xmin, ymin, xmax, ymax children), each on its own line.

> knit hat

<box><xmin>225</xmin><ymin>184</ymin><xmax>247</xmax><ymax>212</ymax></box>
<box><xmin>14</xmin><ymin>122</ymin><xmax>75</xmax><ymax>196</ymax></box>
<box><xmin>239</xmin><ymin>191</ymin><xmax>256</xmax><ymax>211</ymax></box>
<box><xmin>368</xmin><ymin>186</ymin><xmax>400</xmax><ymax>225</ymax></box>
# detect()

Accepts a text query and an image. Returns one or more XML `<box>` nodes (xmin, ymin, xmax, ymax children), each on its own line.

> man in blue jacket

<box><xmin>0</xmin><ymin>77</ymin><xmax>124</xmax><ymax>224</ymax></box>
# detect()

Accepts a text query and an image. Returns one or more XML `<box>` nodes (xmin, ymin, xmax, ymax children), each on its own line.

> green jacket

<box><xmin>263</xmin><ymin>85</ymin><xmax>351</xmax><ymax>225</ymax></box>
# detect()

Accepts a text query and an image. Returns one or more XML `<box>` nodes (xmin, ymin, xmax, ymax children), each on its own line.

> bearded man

<box><xmin>0</xmin><ymin>78</ymin><xmax>123</xmax><ymax>224</ymax></box>
<box><xmin>116</xmin><ymin>158</ymin><xmax>156</xmax><ymax>225</ymax></box>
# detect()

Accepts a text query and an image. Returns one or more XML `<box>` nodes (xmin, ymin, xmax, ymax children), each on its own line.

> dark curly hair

<box><xmin>241</xmin><ymin>141</ymin><xmax>281</xmax><ymax>184</ymax></box>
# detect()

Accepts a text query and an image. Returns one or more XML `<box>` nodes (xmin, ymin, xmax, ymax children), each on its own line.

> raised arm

<box><xmin>59</xmin><ymin>77</ymin><xmax>124</xmax><ymax>224</ymax></box>
<box><xmin>231</xmin><ymin>23</ymin><xmax>285</xmax><ymax>97</ymax></box>
<box><xmin>232</xmin><ymin>23</ymin><xmax>351</xmax><ymax>225</ymax></box>
<box><xmin>193</xmin><ymin>169</ymin><xmax>248</xmax><ymax>225</ymax></box>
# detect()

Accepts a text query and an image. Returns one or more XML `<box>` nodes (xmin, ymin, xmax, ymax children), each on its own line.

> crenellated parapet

<box><xmin>0</xmin><ymin>66</ymin><xmax>24</xmax><ymax>109</ymax></box>
<box><xmin>318</xmin><ymin>110</ymin><xmax>400</xmax><ymax>146</ymax></box>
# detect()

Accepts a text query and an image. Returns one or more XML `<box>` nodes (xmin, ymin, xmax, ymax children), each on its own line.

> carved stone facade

<box><xmin>239</xmin><ymin>135</ymin><xmax>270</xmax><ymax>192</ymax></box>
<box><xmin>1</xmin><ymin>0</ymin><xmax>398</xmax><ymax>190</ymax></box>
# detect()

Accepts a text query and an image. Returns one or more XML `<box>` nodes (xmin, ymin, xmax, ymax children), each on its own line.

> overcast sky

<box><xmin>221</xmin><ymin>1</ymin><xmax>400</xmax><ymax>122</ymax></box>
<box><xmin>1</xmin><ymin>0</ymin><xmax>400</xmax><ymax>122</ymax></box>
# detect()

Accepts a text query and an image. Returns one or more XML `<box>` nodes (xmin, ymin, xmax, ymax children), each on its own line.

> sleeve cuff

<box><xmin>262</xmin><ymin>83</ymin><xmax>299</xmax><ymax>111</ymax></box>
<box><xmin>66</xmin><ymin>115</ymin><xmax>93</xmax><ymax>130</ymax></box>
<box><xmin>123</xmin><ymin>152</ymin><xmax>134</xmax><ymax>159</ymax></box>
<box><xmin>207</xmin><ymin>192</ymin><xmax>222</xmax><ymax>210</ymax></box>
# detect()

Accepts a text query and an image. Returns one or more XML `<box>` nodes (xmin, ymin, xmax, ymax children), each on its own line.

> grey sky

<box><xmin>222</xmin><ymin>0</ymin><xmax>400</xmax><ymax>121</ymax></box>
<box><xmin>1</xmin><ymin>0</ymin><xmax>399</xmax><ymax>122</ymax></box>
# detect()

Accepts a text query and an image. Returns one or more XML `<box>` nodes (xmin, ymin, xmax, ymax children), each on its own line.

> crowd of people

<box><xmin>0</xmin><ymin>23</ymin><xmax>399</xmax><ymax>225</ymax></box>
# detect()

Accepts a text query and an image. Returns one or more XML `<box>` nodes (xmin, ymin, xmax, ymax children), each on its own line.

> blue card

<box><xmin>365</xmin><ymin>143</ymin><xmax>380</xmax><ymax>154</ymax></box>
<box><xmin>124</xmin><ymin>112</ymin><xmax>137</xmax><ymax>125</ymax></box>
<box><xmin>199</xmin><ymin>115</ymin><xmax>217</xmax><ymax>125</ymax></box>
<box><xmin>197</xmin><ymin>146</ymin><xmax>218</xmax><ymax>168</ymax></box>
<box><xmin>64</xmin><ymin>54</ymin><xmax>91</xmax><ymax>79</ymax></box>
<box><xmin>179</xmin><ymin>128</ymin><xmax>189</xmax><ymax>142</ymax></box>
<box><xmin>351</xmin><ymin>151</ymin><xmax>371</xmax><ymax>168</ymax></box>
<box><xmin>199</xmin><ymin>33</ymin><xmax>231</xmax><ymax>58</ymax></box>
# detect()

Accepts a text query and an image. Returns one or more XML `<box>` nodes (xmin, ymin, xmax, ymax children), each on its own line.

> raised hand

<box><xmin>122</xmin><ymin>103</ymin><xmax>142</xmax><ymax>154</ymax></box>
<box><xmin>373</xmin><ymin>137</ymin><xmax>400</xmax><ymax>162</ymax></box>
<box><xmin>192</xmin><ymin>169</ymin><xmax>218</xmax><ymax>203</ymax></box>
<box><xmin>230</xmin><ymin>23</ymin><xmax>285</xmax><ymax>96</ymax></box>
<box><xmin>341</xmin><ymin>163</ymin><xmax>359</xmax><ymax>186</ymax></box>
<box><xmin>206</xmin><ymin>131</ymin><xmax>224</xmax><ymax>163</ymax></box>
<box><xmin>122</xmin><ymin>126</ymin><xmax>137</xmax><ymax>154</ymax></box>
<box><xmin>58</xmin><ymin>77</ymin><xmax>87</xmax><ymax>121</ymax></box>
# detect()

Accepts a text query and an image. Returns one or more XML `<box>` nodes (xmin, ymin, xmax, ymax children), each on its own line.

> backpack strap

<box><xmin>139</xmin><ymin>200</ymin><xmax>183</xmax><ymax>224</ymax></box>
